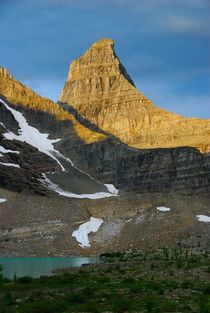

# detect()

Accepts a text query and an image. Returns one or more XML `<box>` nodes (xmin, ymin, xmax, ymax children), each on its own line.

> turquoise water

<box><xmin>0</xmin><ymin>257</ymin><xmax>101</xmax><ymax>279</ymax></box>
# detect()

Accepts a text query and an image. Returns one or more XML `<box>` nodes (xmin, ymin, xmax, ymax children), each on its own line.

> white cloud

<box><xmin>154</xmin><ymin>14</ymin><xmax>210</xmax><ymax>35</ymax></box>
<box><xmin>126</xmin><ymin>0</ymin><xmax>210</xmax><ymax>36</ymax></box>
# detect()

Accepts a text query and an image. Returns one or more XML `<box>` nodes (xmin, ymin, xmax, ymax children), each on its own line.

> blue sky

<box><xmin>0</xmin><ymin>0</ymin><xmax>209</xmax><ymax>118</ymax></box>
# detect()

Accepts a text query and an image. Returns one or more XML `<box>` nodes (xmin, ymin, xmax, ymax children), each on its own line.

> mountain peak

<box><xmin>92</xmin><ymin>38</ymin><xmax>114</xmax><ymax>48</ymax></box>
<box><xmin>60</xmin><ymin>40</ymin><xmax>210</xmax><ymax>153</ymax></box>
<box><xmin>65</xmin><ymin>38</ymin><xmax>135</xmax><ymax>86</ymax></box>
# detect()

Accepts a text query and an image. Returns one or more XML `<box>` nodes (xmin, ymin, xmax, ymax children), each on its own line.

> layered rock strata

<box><xmin>0</xmin><ymin>66</ymin><xmax>106</xmax><ymax>144</ymax></box>
<box><xmin>58</xmin><ymin>135</ymin><xmax>210</xmax><ymax>195</ymax></box>
<box><xmin>0</xmin><ymin>64</ymin><xmax>210</xmax><ymax>196</ymax></box>
<box><xmin>59</xmin><ymin>38</ymin><xmax>210</xmax><ymax>153</ymax></box>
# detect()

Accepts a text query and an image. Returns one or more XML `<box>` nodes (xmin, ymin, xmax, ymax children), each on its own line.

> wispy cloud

<box><xmin>135</xmin><ymin>79</ymin><xmax>210</xmax><ymax>118</ymax></box>
<box><xmin>23</xmin><ymin>78</ymin><xmax>64</xmax><ymax>102</ymax></box>
<box><xmin>163</xmin><ymin>15</ymin><xmax>208</xmax><ymax>34</ymax></box>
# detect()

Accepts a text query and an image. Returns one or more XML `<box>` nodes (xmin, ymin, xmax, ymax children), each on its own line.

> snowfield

<box><xmin>196</xmin><ymin>215</ymin><xmax>210</xmax><ymax>223</ymax></box>
<box><xmin>0</xmin><ymin>98</ymin><xmax>118</xmax><ymax>199</ymax></box>
<box><xmin>72</xmin><ymin>217</ymin><xmax>103</xmax><ymax>247</ymax></box>
<box><xmin>41</xmin><ymin>174</ymin><xmax>117</xmax><ymax>199</ymax></box>
<box><xmin>157</xmin><ymin>207</ymin><xmax>171</xmax><ymax>212</ymax></box>
<box><xmin>1</xmin><ymin>98</ymin><xmax>65</xmax><ymax>170</ymax></box>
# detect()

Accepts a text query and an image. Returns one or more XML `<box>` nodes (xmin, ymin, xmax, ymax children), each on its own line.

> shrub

<box><xmin>160</xmin><ymin>300</ymin><xmax>178</xmax><ymax>312</ymax></box>
<box><xmin>112</xmin><ymin>298</ymin><xmax>132</xmax><ymax>312</ymax></box>
<box><xmin>97</xmin><ymin>275</ymin><xmax>110</xmax><ymax>283</ymax></box>
<box><xmin>82</xmin><ymin>286</ymin><xmax>95</xmax><ymax>296</ymax></box>
<box><xmin>16</xmin><ymin>276</ymin><xmax>33</xmax><ymax>284</ymax></box>
<box><xmin>145</xmin><ymin>299</ymin><xmax>155</xmax><ymax>313</ymax></box>
<box><xmin>37</xmin><ymin>275</ymin><xmax>48</xmax><ymax>283</ymax></box>
<box><xmin>2</xmin><ymin>292</ymin><xmax>14</xmax><ymax>305</ymax></box>
<box><xmin>198</xmin><ymin>295</ymin><xmax>210</xmax><ymax>313</ymax></box>
<box><xmin>202</xmin><ymin>283</ymin><xmax>210</xmax><ymax>295</ymax></box>
<box><xmin>18</xmin><ymin>299</ymin><xmax>68</xmax><ymax>313</ymax></box>
<box><xmin>67</xmin><ymin>292</ymin><xmax>87</xmax><ymax>304</ymax></box>
<box><xmin>181</xmin><ymin>280</ymin><xmax>192</xmax><ymax>289</ymax></box>
<box><xmin>28</xmin><ymin>290</ymin><xmax>43</xmax><ymax>302</ymax></box>
<box><xmin>129</xmin><ymin>286</ymin><xmax>141</xmax><ymax>294</ymax></box>
<box><xmin>0</xmin><ymin>265</ymin><xmax>4</xmax><ymax>286</ymax></box>
<box><xmin>122</xmin><ymin>276</ymin><xmax>135</xmax><ymax>284</ymax></box>
<box><xmin>156</xmin><ymin>287</ymin><xmax>164</xmax><ymax>295</ymax></box>
<box><xmin>83</xmin><ymin>302</ymin><xmax>99</xmax><ymax>313</ymax></box>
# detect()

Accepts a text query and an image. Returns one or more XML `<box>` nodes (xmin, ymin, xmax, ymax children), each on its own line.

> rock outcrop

<box><xmin>59</xmin><ymin>38</ymin><xmax>210</xmax><ymax>153</ymax></box>
<box><xmin>0</xmin><ymin>66</ymin><xmax>106</xmax><ymax>144</ymax></box>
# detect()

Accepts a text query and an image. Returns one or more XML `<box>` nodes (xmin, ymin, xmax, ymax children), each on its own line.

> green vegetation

<box><xmin>0</xmin><ymin>246</ymin><xmax>209</xmax><ymax>312</ymax></box>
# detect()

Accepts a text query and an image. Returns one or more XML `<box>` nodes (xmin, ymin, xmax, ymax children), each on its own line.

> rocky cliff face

<box><xmin>1</xmin><ymin>64</ymin><xmax>210</xmax><ymax>196</ymax></box>
<box><xmin>59</xmin><ymin>38</ymin><xmax>210</xmax><ymax>153</ymax></box>
<box><xmin>58</xmin><ymin>135</ymin><xmax>210</xmax><ymax>195</ymax></box>
<box><xmin>0</xmin><ymin>99</ymin><xmax>59</xmax><ymax>195</ymax></box>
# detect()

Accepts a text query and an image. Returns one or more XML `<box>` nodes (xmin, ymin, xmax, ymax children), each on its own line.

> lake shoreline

<box><xmin>0</xmin><ymin>256</ymin><xmax>102</xmax><ymax>279</ymax></box>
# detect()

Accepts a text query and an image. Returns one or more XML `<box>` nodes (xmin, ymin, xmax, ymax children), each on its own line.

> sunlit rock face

<box><xmin>0</xmin><ymin>66</ymin><xmax>106</xmax><ymax>144</ymax></box>
<box><xmin>60</xmin><ymin>38</ymin><xmax>210</xmax><ymax>153</ymax></box>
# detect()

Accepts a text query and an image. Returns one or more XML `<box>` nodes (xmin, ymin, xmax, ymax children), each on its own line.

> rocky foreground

<box><xmin>0</xmin><ymin>187</ymin><xmax>210</xmax><ymax>257</ymax></box>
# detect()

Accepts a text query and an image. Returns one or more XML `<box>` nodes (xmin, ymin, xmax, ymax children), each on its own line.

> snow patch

<box><xmin>0</xmin><ymin>98</ymin><xmax>65</xmax><ymax>170</ymax></box>
<box><xmin>0</xmin><ymin>198</ymin><xmax>7</xmax><ymax>203</ymax></box>
<box><xmin>72</xmin><ymin>217</ymin><xmax>103</xmax><ymax>247</ymax></box>
<box><xmin>157</xmin><ymin>206</ymin><xmax>171</xmax><ymax>212</ymax></box>
<box><xmin>196</xmin><ymin>215</ymin><xmax>210</xmax><ymax>223</ymax></box>
<box><xmin>41</xmin><ymin>174</ymin><xmax>118</xmax><ymax>199</ymax></box>
<box><xmin>0</xmin><ymin>122</ymin><xmax>6</xmax><ymax>129</ymax></box>
<box><xmin>0</xmin><ymin>145</ymin><xmax>19</xmax><ymax>154</ymax></box>
<box><xmin>0</xmin><ymin>162</ymin><xmax>20</xmax><ymax>168</ymax></box>
<box><xmin>105</xmin><ymin>184</ymin><xmax>118</xmax><ymax>195</ymax></box>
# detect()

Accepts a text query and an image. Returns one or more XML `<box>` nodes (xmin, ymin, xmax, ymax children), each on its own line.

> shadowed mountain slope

<box><xmin>0</xmin><ymin>66</ymin><xmax>106</xmax><ymax>145</ymax></box>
